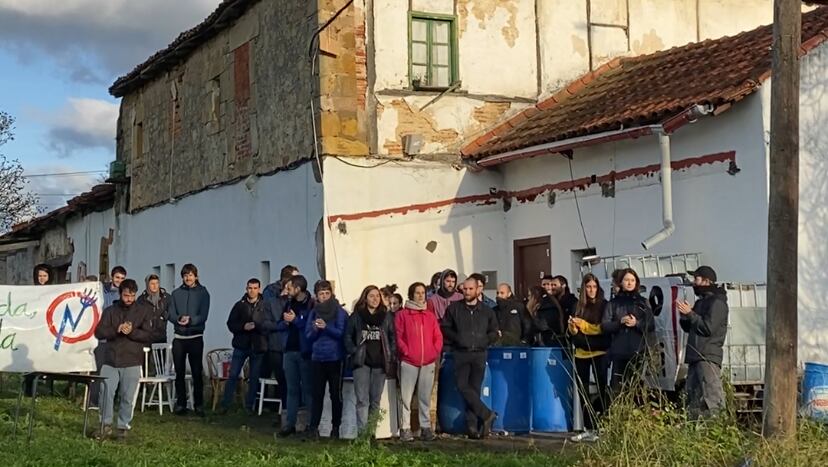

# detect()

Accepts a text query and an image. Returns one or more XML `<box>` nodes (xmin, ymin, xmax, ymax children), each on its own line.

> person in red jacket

<box><xmin>395</xmin><ymin>282</ymin><xmax>443</xmax><ymax>442</ymax></box>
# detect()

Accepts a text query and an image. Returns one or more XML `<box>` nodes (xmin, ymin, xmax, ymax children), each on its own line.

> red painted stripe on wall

<box><xmin>327</xmin><ymin>151</ymin><xmax>736</xmax><ymax>225</ymax></box>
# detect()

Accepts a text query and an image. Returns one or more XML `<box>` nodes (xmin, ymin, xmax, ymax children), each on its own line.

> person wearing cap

<box><xmin>677</xmin><ymin>266</ymin><xmax>729</xmax><ymax>419</ymax></box>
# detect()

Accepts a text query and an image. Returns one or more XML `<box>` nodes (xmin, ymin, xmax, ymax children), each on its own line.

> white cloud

<box><xmin>0</xmin><ymin>0</ymin><xmax>221</xmax><ymax>83</ymax></box>
<box><xmin>39</xmin><ymin>98</ymin><xmax>120</xmax><ymax>157</ymax></box>
<box><xmin>23</xmin><ymin>163</ymin><xmax>103</xmax><ymax>212</ymax></box>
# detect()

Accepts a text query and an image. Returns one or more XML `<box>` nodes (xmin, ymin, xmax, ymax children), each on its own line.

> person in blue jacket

<box><xmin>272</xmin><ymin>275</ymin><xmax>316</xmax><ymax>438</ymax></box>
<box><xmin>305</xmin><ymin>280</ymin><xmax>347</xmax><ymax>439</ymax></box>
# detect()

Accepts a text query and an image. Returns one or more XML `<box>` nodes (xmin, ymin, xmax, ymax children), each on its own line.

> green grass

<box><xmin>0</xmin><ymin>386</ymin><xmax>574</xmax><ymax>467</ymax></box>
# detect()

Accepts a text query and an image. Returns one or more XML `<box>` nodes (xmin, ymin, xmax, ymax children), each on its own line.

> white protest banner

<box><xmin>0</xmin><ymin>282</ymin><xmax>102</xmax><ymax>372</ymax></box>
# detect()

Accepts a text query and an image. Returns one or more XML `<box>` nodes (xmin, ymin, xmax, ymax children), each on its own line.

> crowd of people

<box><xmin>30</xmin><ymin>261</ymin><xmax>730</xmax><ymax>442</ymax></box>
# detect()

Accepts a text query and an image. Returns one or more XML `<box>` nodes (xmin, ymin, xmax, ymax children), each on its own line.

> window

<box><xmin>260</xmin><ymin>260</ymin><xmax>271</xmax><ymax>286</ymax></box>
<box><xmin>410</xmin><ymin>13</ymin><xmax>456</xmax><ymax>89</ymax></box>
<box><xmin>165</xmin><ymin>263</ymin><xmax>176</xmax><ymax>291</ymax></box>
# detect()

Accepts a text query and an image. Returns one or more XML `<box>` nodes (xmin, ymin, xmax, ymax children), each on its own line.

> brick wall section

<box><xmin>234</xmin><ymin>42</ymin><xmax>252</xmax><ymax>160</ymax></box>
<box><xmin>354</xmin><ymin>20</ymin><xmax>368</xmax><ymax>110</ymax></box>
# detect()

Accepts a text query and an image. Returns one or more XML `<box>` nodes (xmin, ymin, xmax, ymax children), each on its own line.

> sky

<box><xmin>0</xmin><ymin>0</ymin><xmax>221</xmax><ymax>211</ymax></box>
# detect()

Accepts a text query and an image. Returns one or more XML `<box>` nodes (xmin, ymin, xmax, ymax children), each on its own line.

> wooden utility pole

<box><xmin>763</xmin><ymin>0</ymin><xmax>801</xmax><ymax>438</ymax></box>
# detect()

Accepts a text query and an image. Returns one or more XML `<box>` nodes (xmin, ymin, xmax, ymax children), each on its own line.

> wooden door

<box><xmin>513</xmin><ymin>236</ymin><xmax>551</xmax><ymax>300</ymax></box>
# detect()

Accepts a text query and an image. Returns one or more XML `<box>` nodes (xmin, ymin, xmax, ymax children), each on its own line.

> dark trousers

<box><xmin>260</xmin><ymin>351</ymin><xmax>286</xmax><ymax>404</ymax></box>
<box><xmin>173</xmin><ymin>337</ymin><xmax>204</xmax><ymax>409</ymax></box>
<box><xmin>310</xmin><ymin>360</ymin><xmax>343</xmax><ymax>430</ymax></box>
<box><xmin>454</xmin><ymin>351</ymin><xmax>491</xmax><ymax>433</ymax></box>
<box><xmin>575</xmin><ymin>355</ymin><xmax>609</xmax><ymax>430</ymax></box>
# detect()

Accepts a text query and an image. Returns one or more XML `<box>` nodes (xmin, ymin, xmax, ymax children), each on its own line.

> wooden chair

<box><xmin>206</xmin><ymin>348</ymin><xmax>249</xmax><ymax>411</ymax></box>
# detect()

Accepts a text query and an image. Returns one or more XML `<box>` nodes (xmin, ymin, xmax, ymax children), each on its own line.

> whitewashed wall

<box><xmin>323</xmin><ymin>157</ymin><xmax>507</xmax><ymax>305</ymax></box>
<box><xmin>66</xmin><ymin>208</ymin><xmax>116</xmax><ymax>281</ymax></box>
<box><xmin>796</xmin><ymin>42</ymin><xmax>828</xmax><ymax>364</ymax></box>
<box><xmin>500</xmin><ymin>92</ymin><xmax>770</xmax><ymax>287</ymax></box>
<box><xmin>112</xmin><ymin>164</ymin><xmax>323</xmax><ymax>352</ymax></box>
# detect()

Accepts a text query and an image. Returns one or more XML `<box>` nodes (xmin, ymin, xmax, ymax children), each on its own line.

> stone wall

<box><xmin>116</xmin><ymin>0</ymin><xmax>319</xmax><ymax>211</ymax></box>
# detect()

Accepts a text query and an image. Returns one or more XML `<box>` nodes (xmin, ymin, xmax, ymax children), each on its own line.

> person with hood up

<box><xmin>568</xmin><ymin>273</ymin><xmax>611</xmax><ymax>442</ymax></box>
<box><xmin>678</xmin><ymin>266</ymin><xmax>729</xmax><ymax>419</ymax></box>
<box><xmin>221</xmin><ymin>278</ymin><xmax>270</xmax><ymax>412</ymax></box>
<box><xmin>395</xmin><ymin>282</ymin><xmax>443</xmax><ymax>442</ymax></box>
<box><xmin>137</xmin><ymin>274</ymin><xmax>171</xmax><ymax>344</ymax></box>
<box><xmin>601</xmin><ymin>268</ymin><xmax>654</xmax><ymax>397</ymax></box>
<box><xmin>493</xmin><ymin>284</ymin><xmax>532</xmax><ymax>346</ymax></box>
<box><xmin>168</xmin><ymin>263</ymin><xmax>210</xmax><ymax>416</ymax></box>
<box><xmin>305</xmin><ymin>280</ymin><xmax>348</xmax><ymax>439</ymax></box>
<box><xmin>426</xmin><ymin>269</ymin><xmax>463</xmax><ymax>321</ymax></box>
<box><xmin>344</xmin><ymin>285</ymin><xmax>397</xmax><ymax>435</ymax></box>
<box><xmin>426</xmin><ymin>271</ymin><xmax>442</xmax><ymax>299</ymax></box>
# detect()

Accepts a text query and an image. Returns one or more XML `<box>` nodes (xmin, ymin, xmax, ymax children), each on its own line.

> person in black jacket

<box><xmin>527</xmin><ymin>286</ymin><xmax>567</xmax><ymax>347</ymax></box>
<box><xmin>220</xmin><ymin>278</ymin><xmax>270</xmax><ymax>412</ymax></box>
<box><xmin>260</xmin><ymin>277</ymin><xmax>291</xmax><ymax>421</ymax></box>
<box><xmin>93</xmin><ymin>279</ymin><xmax>153</xmax><ymax>439</ymax></box>
<box><xmin>137</xmin><ymin>274</ymin><xmax>170</xmax><ymax>344</ymax></box>
<box><xmin>678</xmin><ymin>266</ymin><xmax>728</xmax><ymax>419</ymax></box>
<box><xmin>552</xmin><ymin>275</ymin><xmax>579</xmax><ymax>320</ymax></box>
<box><xmin>493</xmin><ymin>283</ymin><xmax>532</xmax><ymax>346</ymax></box>
<box><xmin>344</xmin><ymin>285</ymin><xmax>397</xmax><ymax>435</ymax></box>
<box><xmin>601</xmin><ymin>268</ymin><xmax>654</xmax><ymax>397</ymax></box>
<box><xmin>441</xmin><ymin>277</ymin><xmax>499</xmax><ymax>439</ymax></box>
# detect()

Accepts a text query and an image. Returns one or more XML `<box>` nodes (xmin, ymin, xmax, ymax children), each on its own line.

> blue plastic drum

<box><xmin>437</xmin><ymin>352</ymin><xmax>492</xmax><ymax>434</ymax></box>
<box><xmin>488</xmin><ymin>347</ymin><xmax>532</xmax><ymax>433</ymax></box>
<box><xmin>803</xmin><ymin>362</ymin><xmax>828</xmax><ymax>422</ymax></box>
<box><xmin>530</xmin><ymin>347</ymin><xmax>573</xmax><ymax>432</ymax></box>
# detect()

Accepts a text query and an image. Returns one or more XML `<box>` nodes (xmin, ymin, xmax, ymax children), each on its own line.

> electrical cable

<box><xmin>568</xmin><ymin>156</ymin><xmax>591</xmax><ymax>249</ymax></box>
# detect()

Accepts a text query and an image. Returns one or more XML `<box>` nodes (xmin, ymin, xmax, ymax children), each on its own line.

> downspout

<box><xmin>641</xmin><ymin>104</ymin><xmax>714</xmax><ymax>250</ymax></box>
<box><xmin>641</xmin><ymin>129</ymin><xmax>674</xmax><ymax>250</ymax></box>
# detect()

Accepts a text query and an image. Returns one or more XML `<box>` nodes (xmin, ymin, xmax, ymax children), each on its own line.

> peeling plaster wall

<box><xmin>114</xmin><ymin>164</ymin><xmax>323</xmax><ymax>352</ymax></box>
<box><xmin>322</xmin><ymin>157</ymin><xmax>507</xmax><ymax>304</ymax></box>
<box><xmin>500</xmin><ymin>92</ymin><xmax>769</xmax><ymax>288</ymax></box>
<box><xmin>796</xmin><ymin>42</ymin><xmax>828</xmax><ymax>364</ymax></box>
<box><xmin>66</xmin><ymin>208</ymin><xmax>116</xmax><ymax>281</ymax></box>
<box><xmin>116</xmin><ymin>0</ymin><xmax>317</xmax><ymax>211</ymax></box>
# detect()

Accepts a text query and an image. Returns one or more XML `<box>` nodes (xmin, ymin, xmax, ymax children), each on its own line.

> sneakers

<box><xmin>400</xmin><ymin>429</ymin><xmax>414</xmax><ymax>442</ymax></box>
<box><xmin>481</xmin><ymin>412</ymin><xmax>497</xmax><ymax>439</ymax></box>
<box><xmin>570</xmin><ymin>431</ymin><xmax>600</xmax><ymax>442</ymax></box>
<box><xmin>420</xmin><ymin>428</ymin><xmax>436</xmax><ymax>441</ymax></box>
<box><xmin>116</xmin><ymin>428</ymin><xmax>128</xmax><ymax>440</ymax></box>
<box><xmin>467</xmin><ymin>431</ymin><xmax>482</xmax><ymax>440</ymax></box>
<box><xmin>277</xmin><ymin>426</ymin><xmax>296</xmax><ymax>438</ymax></box>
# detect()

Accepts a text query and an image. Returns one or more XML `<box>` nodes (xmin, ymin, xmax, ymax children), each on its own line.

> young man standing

<box><xmin>263</xmin><ymin>265</ymin><xmax>299</xmax><ymax>302</ymax></box>
<box><xmin>137</xmin><ymin>274</ymin><xmax>170</xmax><ymax>344</ymax></box>
<box><xmin>222</xmin><ymin>278</ymin><xmax>269</xmax><ymax>412</ymax></box>
<box><xmin>441</xmin><ymin>277</ymin><xmax>499</xmax><ymax>439</ymax></box>
<box><xmin>93</xmin><ymin>279</ymin><xmax>153</xmax><ymax>439</ymax></box>
<box><xmin>103</xmin><ymin>266</ymin><xmax>127</xmax><ymax>309</ymax></box>
<box><xmin>678</xmin><ymin>266</ymin><xmax>729</xmax><ymax>420</ymax></box>
<box><xmin>168</xmin><ymin>263</ymin><xmax>210</xmax><ymax>416</ymax></box>
<box><xmin>276</xmin><ymin>275</ymin><xmax>316</xmax><ymax>437</ymax></box>
<box><xmin>427</xmin><ymin>269</ymin><xmax>463</xmax><ymax>321</ymax></box>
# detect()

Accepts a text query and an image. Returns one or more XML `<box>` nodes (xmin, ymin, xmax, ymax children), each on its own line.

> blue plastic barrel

<box><xmin>488</xmin><ymin>347</ymin><xmax>532</xmax><ymax>433</ymax></box>
<box><xmin>802</xmin><ymin>362</ymin><xmax>828</xmax><ymax>421</ymax></box>
<box><xmin>531</xmin><ymin>347</ymin><xmax>573</xmax><ymax>432</ymax></box>
<box><xmin>437</xmin><ymin>352</ymin><xmax>492</xmax><ymax>434</ymax></box>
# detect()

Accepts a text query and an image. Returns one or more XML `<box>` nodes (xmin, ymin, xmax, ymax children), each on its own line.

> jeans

<box><xmin>575</xmin><ymin>355</ymin><xmax>609</xmax><ymax>430</ymax></box>
<box><xmin>99</xmin><ymin>365</ymin><xmax>141</xmax><ymax>429</ymax></box>
<box><xmin>283</xmin><ymin>351</ymin><xmax>313</xmax><ymax>429</ymax></box>
<box><xmin>172</xmin><ymin>337</ymin><xmax>204</xmax><ymax>409</ymax></box>
<box><xmin>399</xmin><ymin>361</ymin><xmax>435</xmax><ymax>431</ymax></box>
<box><xmin>686</xmin><ymin>361</ymin><xmax>724</xmax><ymax>419</ymax></box>
<box><xmin>353</xmin><ymin>366</ymin><xmax>386</xmax><ymax>431</ymax></box>
<box><xmin>310</xmin><ymin>360</ymin><xmax>343</xmax><ymax>430</ymax></box>
<box><xmin>221</xmin><ymin>348</ymin><xmax>264</xmax><ymax>410</ymax></box>
<box><xmin>454</xmin><ymin>351</ymin><xmax>492</xmax><ymax>433</ymax></box>
<box><xmin>261</xmin><ymin>350</ymin><xmax>286</xmax><ymax>403</ymax></box>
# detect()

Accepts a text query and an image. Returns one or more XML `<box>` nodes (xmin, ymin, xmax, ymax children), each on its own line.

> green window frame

<box><xmin>409</xmin><ymin>12</ymin><xmax>458</xmax><ymax>89</ymax></box>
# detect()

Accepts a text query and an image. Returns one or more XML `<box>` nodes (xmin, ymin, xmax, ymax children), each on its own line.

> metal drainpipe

<box><xmin>642</xmin><ymin>129</ymin><xmax>674</xmax><ymax>250</ymax></box>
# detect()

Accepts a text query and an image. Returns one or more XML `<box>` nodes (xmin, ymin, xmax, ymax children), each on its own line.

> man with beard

<box><xmin>426</xmin><ymin>269</ymin><xmax>463</xmax><ymax>321</ymax></box>
<box><xmin>677</xmin><ymin>266</ymin><xmax>728</xmax><ymax>419</ymax></box>
<box><xmin>493</xmin><ymin>283</ymin><xmax>532</xmax><ymax>346</ymax></box>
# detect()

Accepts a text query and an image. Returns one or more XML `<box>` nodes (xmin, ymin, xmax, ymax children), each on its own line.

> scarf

<box><xmin>404</xmin><ymin>299</ymin><xmax>427</xmax><ymax>311</ymax></box>
<box><xmin>315</xmin><ymin>298</ymin><xmax>339</xmax><ymax>323</ymax></box>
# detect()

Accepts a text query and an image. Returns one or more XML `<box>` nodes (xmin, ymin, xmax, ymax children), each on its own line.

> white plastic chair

<box><xmin>139</xmin><ymin>344</ymin><xmax>175</xmax><ymax>414</ymax></box>
<box><xmin>257</xmin><ymin>378</ymin><xmax>282</xmax><ymax>415</ymax></box>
